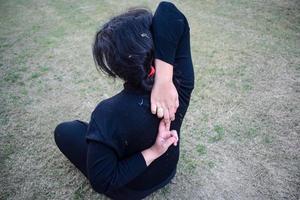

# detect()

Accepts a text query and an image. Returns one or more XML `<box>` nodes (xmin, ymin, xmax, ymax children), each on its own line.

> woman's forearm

<box><xmin>151</xmin><ymin>58</ymin><xmax>178</xmax><ymax>122</ymax></box>
<box><xmin>154</xmin><ymin>58</ymin><xmax>173</xmax><ymax>83</ymax></box>
<box><xmin>141</xmin><ymin>147</ymin><xmax>159</xmax><ymax>166</ymax></box>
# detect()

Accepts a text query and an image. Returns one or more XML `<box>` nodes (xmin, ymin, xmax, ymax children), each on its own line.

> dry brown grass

<box><xmin>1</xmin><ymin>0</ymin><xmax>299</xmax><ymax>199</ymax></box>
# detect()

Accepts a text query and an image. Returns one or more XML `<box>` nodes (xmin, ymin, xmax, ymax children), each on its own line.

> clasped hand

<box><xmin>150</xmin><ymin>120</ymin><xmax>178</xmax><ymax>157</ymax></box>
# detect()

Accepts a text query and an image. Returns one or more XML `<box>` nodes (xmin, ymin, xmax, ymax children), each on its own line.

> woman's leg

<box><xmin>54</xmin><ymin>120</ymin><xmax>88</xmax><ymax>177</ymax></box>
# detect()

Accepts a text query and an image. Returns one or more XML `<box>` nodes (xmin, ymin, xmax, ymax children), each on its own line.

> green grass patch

<box><xmin>160</xmin><ymin>185</ymin><xmax>171</xmax><ymax>197</ymax></box>
<box><xmin>196</xmin><ymin>144</ymin><xmax>207</xmax><ymax>155</ymax></box>
<box><xmin>73</xmin><ymin>184</ymin><xmax>86</xmax><ymax>200</ymax></box>
<box><xmin>33</xmin><ymin>26</ymin><xmax>66</xmax><ymax>48</ymax></box>
<box><xmin>201</xmin><ymin>113</ymin><xmax>209</xmax><ymax>122</ymax></box>
<box><xmin>180</xmin><ymin>150</ymin><xmax>197</xmax><ymax>174</ymax></box>
<box><xmin>242</xmin><ymin>78</ymin><xmax>253</xmax><ymax>91</ymax></box>
<box><xmin>40</xmin><ymin>66</ymin><xmax>50</xmax><ymax>72</ymax></box>
<box><xmin>4</xmin><ymin>72</ymin><xmax>21</xmax><ymax>83</ymax></box>
<box><xmin>30</xmin><ymin>72</ymin><xmax>42</xmax><ymax>79</ymax></box>
<box><xmin>20</xmin><ymin>87</ymin><xmax>28</xmax><ymax>95</ymax></box>
<box><xmin>262</xmin><ymin>135</ymin><xmax>273</xmax><ymax>144</ymax></box>
<box><xmin>207</xmin><ymin>161</ymin><xmax>216</xmax><ymax>169</ymax></box>
<box><xmin>206</xmin><ymin>67</ymin><xmax>225</xmax><ymax>76</ymax></box>
<box><xmin>208</xmin><ymin>125</ymin><xmax>225</xmax><ymax>143</ymax></box>
<box><xmin>226</xmin><ymin>80</ymin><xmax>237</xmax><ymax>89</ymax></box>
<box><xmin>245</xmin><ymin>127</ymin><xmax>258</xmax><ymax>138</ymax></box>
<box><xmin>242</xmin><ymin>83</ymin><xmax>253</xmax><ymax>91</ymax></box>
<box><xmin>185</xmin><ymin>159</ymin><xmax>197</xmax><ymax>173</ymax></box>
<box><xmin>0</xmin><ymin>135</ymin><xmax>16</xmax><ymax>171</ymax></box>
<box><xmin>29</xmin><ymin>67</ymin><xmax>50</xmax><ymax>80</ymax></box>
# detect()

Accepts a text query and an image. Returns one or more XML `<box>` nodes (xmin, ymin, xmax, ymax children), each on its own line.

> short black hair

<box><xmin>93</xmin><ymin>7</ymin><xmax>154</xmax><ymax>91</ymax></box>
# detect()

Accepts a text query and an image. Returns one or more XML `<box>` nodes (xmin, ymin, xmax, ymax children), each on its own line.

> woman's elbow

<box><xmin>89</xmin><ymin>176</ymin><xmax>119</xmax><ymax>195</ymax></box>
<box><xmin>89</xmin><ymin>178</ymin><xmax>108</xmax><ymax>194</ymax></box>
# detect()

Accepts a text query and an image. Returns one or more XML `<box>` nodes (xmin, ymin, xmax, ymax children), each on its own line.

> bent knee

<box><xmin>54</xmin><ymin>120</ymin><xmax>87</xmax><ymax>145</ymax></box>
<box><xmin>54</xmin><ymin>122</ymin><xmax>65</xmax><ymax>136</ymax></box>
<box><xmin>54</xmin><ymin>121</ymin><xmax>70</xmax><ymax>146</ymax></box>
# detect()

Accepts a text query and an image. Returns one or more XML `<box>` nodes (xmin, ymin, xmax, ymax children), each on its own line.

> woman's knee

<box><xmin>54</xmin><ymin>121</ymin><xmax>78</xmax><ymax>146</ymax></box>
<box><xmin>54</xmin><ymin>122</ymin><xmax>68</xmax><ymax>146</ymax></box>
<box><xmin>54</xmin><ymin>120</ymin><xmax>87</xmax><ymax>146</ymax></box>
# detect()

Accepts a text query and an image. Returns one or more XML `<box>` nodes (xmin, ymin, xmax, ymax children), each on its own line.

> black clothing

<box><xmin>54</xmin><ymin>120</ymin><xmax>89</xmax><ymax>176</ymax></box>
<box><xmin>54</xmin><ymin>1</ymin><xmax>194</xmax><ymax>200</ymax></box>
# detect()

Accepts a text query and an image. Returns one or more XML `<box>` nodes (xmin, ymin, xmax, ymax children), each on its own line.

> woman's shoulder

<box><xmin>92</xmin><ymin>90</ymin><xmax>151</xmax><ymax>118</ymax></box>
<box><xmin>88</xmin><ymin>91</ymin><xmax>155</xmax><ymax>144</ymax></box>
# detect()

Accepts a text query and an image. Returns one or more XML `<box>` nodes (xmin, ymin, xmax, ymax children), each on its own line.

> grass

<box><xmin>1</xmin><ymin>0</ymin><xmax>299</xmax><ymax>200</ymax></box>
<box><xmin>208</xmin><ymin>125</ymin><xmax>225</xmax><ymax>143</ymax></box>
<box><xmin>4</xmin><ymin>72</ymin><xmax>21</xmax><ymax>83</ymax></box>
<box><xmin>196</xmin><ymin>144</ymin><xmax>207</xmax><ymax>155</ymax></box>
<box><xmin>207</xmin><ymin>161</ymin><xmax>216</xmax><ymax>169</ymax></box>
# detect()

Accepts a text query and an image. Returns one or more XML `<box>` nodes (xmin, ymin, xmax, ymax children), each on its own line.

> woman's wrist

<box><xmin>141</xmin><ymin>147</ymin><xmax>159</xmax><ymax>166</ymax></box>
<box><xmin>154</xmin><ymin>59</ymin><xmax>173</xmax><ymax>83</ymax></box>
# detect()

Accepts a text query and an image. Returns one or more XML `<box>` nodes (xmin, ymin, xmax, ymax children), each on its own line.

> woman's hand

<box><xmin>141</xmin><ymin>120</ymin><xmax>178</xmax><ymax>166</ymax></box>
<box><xmin>142</xmin><ymin>120</ymin><xmax>178</xmax><ymax>166</ymax></box>
<box><xmin>151</xmin><ymin>59</ymin><xmax>179</xmax><ymax>122</ymax></box>
<box><xmin>151</xmin><ymin>119</ymin><xmax>178</xmax><ymax>156</ymax></box>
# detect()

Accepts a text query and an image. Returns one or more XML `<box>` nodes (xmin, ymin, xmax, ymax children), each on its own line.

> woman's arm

<box><xmin>142</xmin><ymin>120</ymin><xmax>178</xmax><ymax>166</ymax></box>
<box><xmin>87</xmin><ymin>119</ymin><xmax>178</xmax><ymax>194</ymax></box>
<box><xmin>151</xmin><ymin>60</ymin><xmax>178</xmax><ymax>122</ymax></box>
<box><xmin>151</xmin><ymin>2</ymin><xmax>187</xmax><ymax>122</ymax></box>
<box><xmin>87</xmin><ymin>140</ymin><xmax>147</xmax><ymax>194</ymax></box>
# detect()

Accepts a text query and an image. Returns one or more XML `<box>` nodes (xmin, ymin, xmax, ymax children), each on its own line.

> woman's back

<box><xmin>86</xmin><ymin>1</ymin><xmax>194</xmax><ymax>196</ymax></box>
<box><xmin>87</xmin><ymin>83</ymin><xmax>182</xmax><ymax>190</ymax></box>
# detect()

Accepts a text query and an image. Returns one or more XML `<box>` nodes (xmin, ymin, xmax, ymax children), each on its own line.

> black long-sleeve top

<box><xmin>86</xmin><ymin>2</ymin><xmax>194</xmax><ymax>199</ymax></box>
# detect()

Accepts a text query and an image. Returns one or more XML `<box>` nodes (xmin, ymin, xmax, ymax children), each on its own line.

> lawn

<box><xmin>0</xmin><ymin>0</ymin><xmax>299</xmax><ymax>199</ymax></box>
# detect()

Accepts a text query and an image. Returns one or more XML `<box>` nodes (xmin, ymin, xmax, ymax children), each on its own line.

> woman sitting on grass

<box><xmin>54</xmin><ymin>1</ymin><xmax>194</xmax><ymax>199</ymax></box>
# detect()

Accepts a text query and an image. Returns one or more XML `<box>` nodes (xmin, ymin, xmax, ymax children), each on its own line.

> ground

<box><xmin>0</xmin><ymin>0</ymin><xmax>299</xmax><ymax>199</ymax></box>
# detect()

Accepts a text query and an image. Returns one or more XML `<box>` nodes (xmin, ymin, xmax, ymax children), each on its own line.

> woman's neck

<box><xmin>123</xmin><ymin>82</ymin><xmax>150</xmax><ymax>95</ymax></box>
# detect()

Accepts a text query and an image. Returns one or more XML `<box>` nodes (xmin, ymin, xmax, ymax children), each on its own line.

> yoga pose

<box><xmin>54</xmin><ymin>1</ymin><xmax>194</xmax><ymax>199</ymax></box>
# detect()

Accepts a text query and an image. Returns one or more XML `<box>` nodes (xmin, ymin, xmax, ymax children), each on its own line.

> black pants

<box><xmin>54</xmin><ymin>120</ymin><xmax>89</xmax><ymax>177</ymax></box>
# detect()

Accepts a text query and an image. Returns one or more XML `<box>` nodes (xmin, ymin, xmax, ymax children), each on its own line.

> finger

<box><xmin>175</xmin><ymin>97</ymin><xmax>179</xmax><ymax>109</ymax></box>
<box><xmin>170</xmin><ymin>134</ymin><xmax>178</xmax><ymax>146</ymax></box>
<box><xmin>158</xmin><ymin>119</ymin><xmax>166</xmax><ymax>133</ymax></box>
<box><xmin>163</xmin><ymin>106</ymin><xmax>170</xmax><ymax>123</ymax></box>
<box><xmin>157</xmin><ymin>108</ymin><xmax>164</xmax><ymax>118</ymax></box>
<box><xmin>169</xmin><ymin>106</ymin><xmax>176</xmax><ymax>121</ymax></box>
<box><xmin>170</xmin><ymin>130</ymin><xmax>178</xmax><ymax>145</ymax></box>
<box><xmin>163</xmin><ymin>136</ymin><xmax>177</xmax><ymax>149</ymax></box>
<box><xmin>160</xmin><ymin>130</ymin><xmax>171</xmax><ymax>139</ymax></box>
<box><xmin>151</xmin><ymin>102</ymin><xmax>157</xmax><ymax>114</ymax></box>
<box><xmin>165</xmin><ymin>120</ymin><xmax>171</xmax><ymax>131</ymax></box>
<box><xmin>155</xmin><ymin>102</ymin><xmax>163</xmax><ymax>118</ymax></box>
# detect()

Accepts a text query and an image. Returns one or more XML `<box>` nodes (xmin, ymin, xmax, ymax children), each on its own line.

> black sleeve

<box><xmin>152</xmin><ymin>1</ymin><xmax>188</xmax><ymax>65</ymax></box>
<box><xmin>86</xmin><ymin>116</ymin><xmax>147</xmax><ymax>194</ymax></box>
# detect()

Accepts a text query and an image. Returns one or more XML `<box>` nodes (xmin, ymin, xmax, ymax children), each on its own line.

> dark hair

<box><xmin>93</xmin><ymin>7</ymin><xmax>154</xmax><ymax>91</ymax></box>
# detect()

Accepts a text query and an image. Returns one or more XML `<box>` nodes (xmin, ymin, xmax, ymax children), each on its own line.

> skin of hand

<box><xmin>141</xmin><ymin>120</ymin><xmax>178</xmax><ymax>166</ymax></box>
<box><xmin>151</xmin><ymin>59</ymin><xmax>179</xmax><ymax>123</ymax></box>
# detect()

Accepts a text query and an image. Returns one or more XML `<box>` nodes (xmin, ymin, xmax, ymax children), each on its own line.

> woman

<box><xmin>54</xmin><ymin>1</ymin><xmax>194</xmax><ymax>199</ymax></box>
